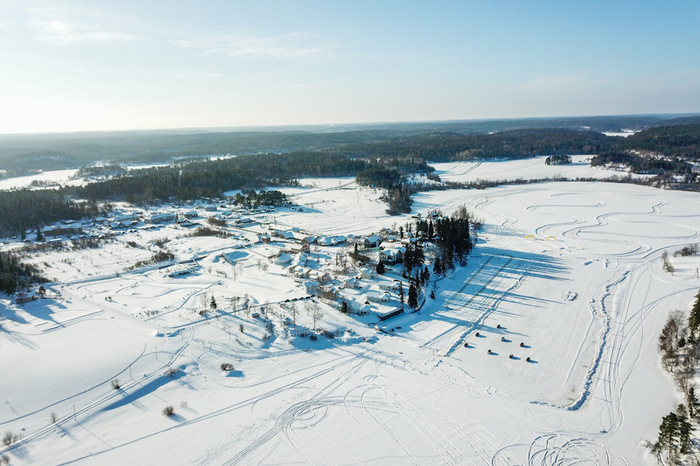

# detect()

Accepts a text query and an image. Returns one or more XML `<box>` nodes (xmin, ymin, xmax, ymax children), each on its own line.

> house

<box><xmin>258</xmin><ymin>234</ymin><xmax>271</xmax><ymax>243</ymax></box>
<box><xmin>364</xmin><ymin>234</ymin><xmax>383</xmax><ymax>248</ymax></box>
<box><xmin>378</xmin><ymin>279</ymin><xmax>402</xmax><ymax>292</ymax></box>
<box><xmin>277</xmin><ymin>230</ymin><xmax>296</xmax><ymax>240</ymax></box>
<box><xmin>300</xmin><ymin>235</ymin><xmax>316</xmax><ymax>244</ymax></box>
<box><xmin>148</xmin><ymin>212</ymin><xmax>176</xmax><ymax>224</ymax></box>
<box><xmin>164</xmin><ymin>264</ymin><xmax>198</xmax><ymax>278</ymax></box>
<box><xmin>45</xmin><ymin>223</ymin><xmax>83</xmax><ymax>237</ymax></box>
<box><xmin>359</xmin><ymin>267</ymin><xmax>375</xmax><ymax>279</ymax></box>
<box><xmin>222</xmin><ymin>249</ymin><xmax>248</xmax><ymax>265</ymax></box>
<box><xmin>320</xmin><ymin>286</ymin><xmax>339</xmax><ymax>299</ymax></box>
<box><xmin>292</xmin><ymin>254</ymin><xmax>308</xmax><ymax>267</ymax></box>
<box><xmin>379</xmin><ymin>246</ymin><xmax>406</xmax><ymax>265</ymax></box>
<box><xmin>304</xmin><ymin>281</ymin><xmax>319</xmax><ymax>294</ymax></box>
<box><xmin>366</xmin><ymin>290</ymin><xmax>391</xmax><ymax>303</ymax></box>
<box><xmin>344</xmin><ymin>277</ymin><xmax>361</xmax><ymax>289</ymax></box>
<box><xmin>291</xmin><ymin>266</ymin><xmax>310</xmax><ymax>279</ymax></box>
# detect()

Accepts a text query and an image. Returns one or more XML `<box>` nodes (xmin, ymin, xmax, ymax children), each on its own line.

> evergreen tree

<box><xmin>414</xmin><ymin>271</ymin><xmax>421</xmax><ymax>290</ymax></box>
<box><xmin>376</xmin><ymin>260</ymin><xmax>386</xmax><ymax>275</ymax></box>
<box><xmin>408</xmin><ymin>283</ymin><xmax>418</xmax><ymax>309</ymax></box>
<box><xmin>403</xmin><ymin>244</ymin><xmax>413</xmax><ymax>275</ymax></box>
<box><xmin>653</xmin><ymin>406</ymin><xmax>693</xmax><ymax>463</ymax></box>
<box><xmin>413</xmin><ymin>242</ymin><xmax>425</xmax><ymax>266</ymax></box>
<box><xmin>398</xmin><ymin>282</ymin><xmax>405</xmax><ymax>309</ymax></box>
<box><xmin>210</xmin><ymin>296</ymin><xmax>217</xmax><ymax>311</ymax></box>
<box><xmin>686</xmin><ymin>385</ymin><xmax>699</xmax><ymax>420</ymax></box>
<box><xmin>433</xmin><ymin>257</ymin><xmax>442</xmax><ymax>277</ymax></box>
<box><xmin>689</xmin><ymin>291</ymin><xmax>700</xmax><ymax>336</ymax></box>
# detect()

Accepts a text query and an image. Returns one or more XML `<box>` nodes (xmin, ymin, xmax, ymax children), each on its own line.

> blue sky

<box><xmin>1</xmin><ymin>0</ymin><xmax>699</xmax><ymax>133</ymax></box>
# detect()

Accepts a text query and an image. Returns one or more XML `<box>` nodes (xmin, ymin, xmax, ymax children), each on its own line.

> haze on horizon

<box><xmin>1</xmin><ymin>0</ymin><xmax>699</xmax><ymax>135</ymax></box>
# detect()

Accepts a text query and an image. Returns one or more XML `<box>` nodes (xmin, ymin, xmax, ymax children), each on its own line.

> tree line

<box><xmin>1</xmin><ymin>122</ymin><xmax>698</xmax><ymax>236</ymax></box>
<box><xmin>652</xmin><ymin>291</ymin><xmax>700</xmax><ymax>463</ymax></box>
<box><xmin>0</xmin><ymin>250</ymin><xmax>46</xmax><ymax>295</ymax></box>
<box><xmin>0</xmin><ymin>189</ymin><xmax>100</xmax><ymax>237</ymax></box>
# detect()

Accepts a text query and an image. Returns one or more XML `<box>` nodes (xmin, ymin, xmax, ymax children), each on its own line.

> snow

<box><xmin>0</xmin><ymin>169</ymin><xmax>82</xmax><ymax>190</ymax></box>
<box><xmin>431</xmin><ymin>155</ymin><xmax>652</xmax><ymax>183</ymax></box>
<box><xmin>2</xmin><ymin>161</ymin><xmax>700</xmax><ymax>465</ymax></box>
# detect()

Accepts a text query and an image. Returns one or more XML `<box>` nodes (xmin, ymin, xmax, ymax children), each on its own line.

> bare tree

<box><xmin>662</xmin><ymin>251</ymin><xmax>675</xmax><ymax>274</ymax></box>
<box><xmin>290</xmin><ymin>302</ymin><xmax>297</xmax><ymax>325</ymax></box>
<box><xmin>311</xmin><ymin>305</ymin><xmax>324</xmax><ymax>331</ymax></box>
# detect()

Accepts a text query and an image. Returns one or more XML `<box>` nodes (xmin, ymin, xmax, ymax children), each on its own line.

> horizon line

<box><xmin>0</xmin><ymin>112</ymin><xmax>698</xmax><ymax>138</ymax></box>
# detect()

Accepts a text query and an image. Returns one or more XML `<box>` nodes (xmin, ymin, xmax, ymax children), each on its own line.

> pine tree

<box><xmin>689</xmin><ymin>291</ymin><xmax>700</xmax><ymax>336</ymax></box>
<box><xmin>686</xmin><ymin>385</ymin><xmax>699</xmax><ymax>420</ymax></box>
<box><xmin>398</xmin><ymin>283</ymin><xmax>404</xmax><ymax>309</ymax></box>
<box><xmin>408</xmin><ymin>283</ymin><xmax>418</xmax><ymax>309</ymax></box>
<box><xmin>433</xmin><ymin>257</ymin><xmax>442</xmax><ymax>277</ymax></box>
<box><xmin>376</xmin><ymin>260</ymin><xmax>386</xmax><ymax>275</ymax></box>
<box><xmin>413</xmin><ymin>242</ymin><xmax>424</xmax><ymax>266</ymax></box>
<box><xmin>403</xmin><ymin>244</ymin><xmax>413</xmax><ymax>275</ymax></box>
<box><xmin>210</xmin><ymin>296</ymin><xmax>217</xmax><ymax>311</ymax></box>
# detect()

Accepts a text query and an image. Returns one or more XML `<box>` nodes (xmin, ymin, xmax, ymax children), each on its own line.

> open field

<box><xmin>2</xmin><ymin>160</ymin><xmax>700</xmax><ymax>464</ymax></box>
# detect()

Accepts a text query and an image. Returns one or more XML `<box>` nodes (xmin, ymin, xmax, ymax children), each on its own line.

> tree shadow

<box><xmin>102</xmin><ymin>371</ymin><xmax>186</xmax><ymax>412</ymax></box>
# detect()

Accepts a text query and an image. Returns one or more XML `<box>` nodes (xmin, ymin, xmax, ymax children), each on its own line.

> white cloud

<box><xmin>25</xmin><ymin>4</ymin><xmax>143</xmax><ymax>46</ymax></box>
<box><xmin>30</xmin><ymin>18</ymin><xmax>139</xmax><ymax>45</ymax></box>
<box><xmin>176</xmin><ymin>32</ymin><xmax>326</xmax><ymax>60</ymax></box>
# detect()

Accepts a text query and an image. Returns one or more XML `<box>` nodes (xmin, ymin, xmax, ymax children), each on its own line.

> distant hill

<box><xmin>1</xmin><ymin>114</ymin><xmax>695</xmax><ymax>173</ymax></box>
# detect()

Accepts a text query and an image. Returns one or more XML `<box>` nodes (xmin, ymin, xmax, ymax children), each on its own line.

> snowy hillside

<box><xmin>2</xmin><ymin>160</ymin><xmax>700</xmax><ymax>465</ymax></box>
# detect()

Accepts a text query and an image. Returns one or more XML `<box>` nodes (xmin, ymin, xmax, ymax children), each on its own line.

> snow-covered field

<box><xmin>2</xmin><ymin>159</ymin><xmax>700</xmax><ymax>465</ymax></box>
<box><xmin>430</xmin><ymin>155</ymin><xmax>651</xmax><ymax>184</ymax></box>
<box><xmin>0</xmin><ymin>169</ymin><xmax>82</xmax><ymax>191</ymax></box>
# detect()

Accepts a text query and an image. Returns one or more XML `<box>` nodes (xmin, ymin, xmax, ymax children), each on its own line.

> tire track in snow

<box><xmin>2</xmin><ymin>342</ymin><xmax>189</xmax><ymax>456</ymax></box>
<box><xmin>223</xmin><ymin>355</ymin><xmax>366</xmax><ymax>465</ymax></box>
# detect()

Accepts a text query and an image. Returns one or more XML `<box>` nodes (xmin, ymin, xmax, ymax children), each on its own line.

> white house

<box><xmin>148</xmin><ymin>212</ymin><xmax>176</xmax><ymax>224</ymax></box>
<box><xmin>366</xmin><ymin>290</ymin><xmax>391</xmax><ymax>303</ymax></box>
<box><xmin>379</xmin><ymin>246</ymin><xmax>406</xmax><ymax>264</ymax></box>
<box><xmin>344</xmin><ymin>277</ymin><xmax>361</xmax><ymax>289</ymax></box>
<box><xmin>359</xmin><ymin>267</ymin><xmax>375</xmax><ymax>279</ymax></box>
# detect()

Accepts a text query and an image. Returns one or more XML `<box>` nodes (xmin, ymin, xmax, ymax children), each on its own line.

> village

<box><xmin>2</xmin><ymin>160</ymin><xmax>700</xmax><ymax>465</ymax></box>
<box><xmin>5</xmin><ymin>190</ymin><xmax>450</xmax><ymax>345</ymax></box>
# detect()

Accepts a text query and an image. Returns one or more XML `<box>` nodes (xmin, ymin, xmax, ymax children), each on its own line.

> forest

<box><xmin>0</xmin><ymin>250</ymin><xmax>46</xmax><ymax>294</ymax></box>
<box><xmin>0</xmin><ymin>118</ymin><xmax>699</xmax><ymax>236</ymax></box>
